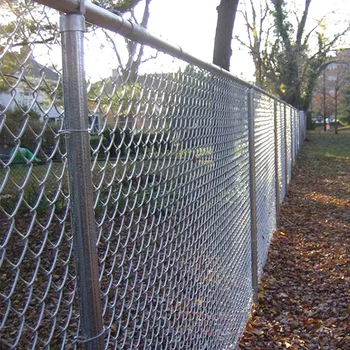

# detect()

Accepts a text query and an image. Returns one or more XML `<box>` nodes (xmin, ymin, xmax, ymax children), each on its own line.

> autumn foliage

<box><xmin>239</xmin><ymin>128</ymin><xmax>350</xmax><ymax>349</ymax></box>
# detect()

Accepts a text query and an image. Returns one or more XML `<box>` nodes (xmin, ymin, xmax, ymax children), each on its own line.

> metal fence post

<box><xmin>273</xmin><ymin>101</ymin><xmax>281</xmax><ymax>226</ymax></box>
<box><xmin>60</xmin><ymin>14</ymin><xmax>104</xmax><ymax>349</ymax></box>
<box><xmin>247</xmin><ymin>88</ymin><xmax>258</xmax><ymax>300</ymax></box>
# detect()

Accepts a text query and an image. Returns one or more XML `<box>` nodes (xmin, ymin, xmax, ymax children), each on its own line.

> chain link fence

<box><xmin>0</xmin><ymin>1</ymin><xmax>306</xmax><ymax>349</ymax></box>
<box><xmin>252</xmin><ymin>91</ymin><xmax>276</xmax><ymax>277</ymax></box>
<box><xmin>276</xmin><ymin>102</ymin><xmax>287</xmax><ymax>204</ymax></box>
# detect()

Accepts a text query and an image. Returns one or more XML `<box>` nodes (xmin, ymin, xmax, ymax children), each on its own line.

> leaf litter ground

<box><xmin>239</xmin><ymin>129</ymin><xmax>350</xmax><ymax>350</ymax></box>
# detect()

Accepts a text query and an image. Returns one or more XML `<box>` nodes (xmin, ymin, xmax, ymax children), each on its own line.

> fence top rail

<box><xmin>34</xmin><ymin>0</ymin><xmax>295</xmax><ymax>106</ymax></box>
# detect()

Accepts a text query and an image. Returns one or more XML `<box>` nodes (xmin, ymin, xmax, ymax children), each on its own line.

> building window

<box><xmin>327</xmin><ymin>75</ymin><xmax>337</xmax><ymax>81</ymax></box>
<box><xmin>328</xmin><ymin>63</ymin><xmax>338</xmax><ymax>70</ymax></box>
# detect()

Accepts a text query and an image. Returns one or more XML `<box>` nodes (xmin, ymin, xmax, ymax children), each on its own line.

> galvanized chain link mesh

<box><xmin>299</xmin><ymin>111</ymin><xmax>307</xmax><ymax>142</ymax></box>
<box><xmin>92</xmin><ymin>59</ymin><xmax>253</xmax><ymax>349</ymax></box>
<box><xmin>0</xmin><ymin>2</ymin><xmax>80</xmax><ymax>349</ymax></box>
<box><xmin>285</xmin><ymin>106</ymin><xmax>293</xmax><ymax>184</ymax></box>
<box><xmin>0</xmin><ymin>1</ymin><xmax>304</xmax><ymax>348</ymax></box>
<box><xmin>291</xmin><ymin>110</ymin><xmax>296</xmax><ymax>165</ymax></box>
<box><xmin>252</xmin><ymin>91</ymin><xmax>276</xmax><ymax>277</ymax></box>
<box><xmin>293</xmin><ymin>110</ymin><xmax>300</xmax><ymax>162</ymax></box>
<box><xmin>276</xmin><ymin>102</ymin><xmax>287</xmax><ymax>203</ymax></box>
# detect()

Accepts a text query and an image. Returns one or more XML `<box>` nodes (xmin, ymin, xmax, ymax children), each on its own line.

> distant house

<box><xmin>0</xmin><ymin>47</ymin><xmax>63</xmax><ymax>121</ymax></box>
<box><xmin>311</xmin><ymin>48</ymin><xmax>350</xmax><ymax>118</ymax></box>
<box><xmin>0</xmin><ymin>47</ymin><xmax>104</xmax><ymax>133</ymax></box>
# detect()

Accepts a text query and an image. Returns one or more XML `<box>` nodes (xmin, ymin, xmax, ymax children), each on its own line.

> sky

<box><xmin>147</xmin><ymin>0</ymin><xmax>217</xmax><ymax>62</ymax></box>
<box><xmin>30</xmin><ymin>0</ymin><xmax>350</xmax><ymax>83</ymax></box>
<box><xmin>147</xmin><ymin>0</ymin><xmax>253</xmax><ymax>80</ymax></box>
<box><xmin>143</xmin><ymin>0</ymin><xmax>350</xmax><ymax>82</ymax></box>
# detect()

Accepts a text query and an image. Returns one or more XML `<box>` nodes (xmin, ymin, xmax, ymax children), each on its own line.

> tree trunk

<box><xmin>213</xmin><ymin>0</ymin><xmax>239</xmax><ymax>71</ymax></box>
<box><xmin>126</xmin><ymin>0</ymin><xmax>152</xmax><ymax>82</ymax></box>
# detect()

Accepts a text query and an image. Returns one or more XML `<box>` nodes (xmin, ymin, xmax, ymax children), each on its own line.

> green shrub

<box><xmin>0</xmin><ymin>106</ymin><xmax>62</xmax><ymax>159</ymax></box>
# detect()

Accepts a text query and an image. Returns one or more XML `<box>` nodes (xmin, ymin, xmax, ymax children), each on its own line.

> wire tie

<box><xmin>58</xmin><ymin>129</ymin><xmax>90</xmax><ymax>134</ymax></box>
<box><xmin>75</xmin><ymin>326</ymin><xmax>106</xmax><ymax>344</ymax></box>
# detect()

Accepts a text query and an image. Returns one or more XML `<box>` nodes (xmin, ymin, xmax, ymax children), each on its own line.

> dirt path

<box><xmin>239</xmin><ymin>129</ymin><xmax>350</xmax><ymax>350</ymax></box>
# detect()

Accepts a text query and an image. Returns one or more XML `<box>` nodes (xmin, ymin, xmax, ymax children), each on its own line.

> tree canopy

<box><xmin>93</xmin><ymin>0</ymin><xmax>143</xmax><ymax>13</ymax></box>
<box><xmin>237</xmin><ymin>0</ymin><xmax>350</xmax><ymax>110</ymax></box>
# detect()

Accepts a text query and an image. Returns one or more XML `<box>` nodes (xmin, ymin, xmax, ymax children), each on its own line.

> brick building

<box><xmin>311</xmin><ymin>48</ymin><xmax>350</xmax><ymax>120</ymax></box>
